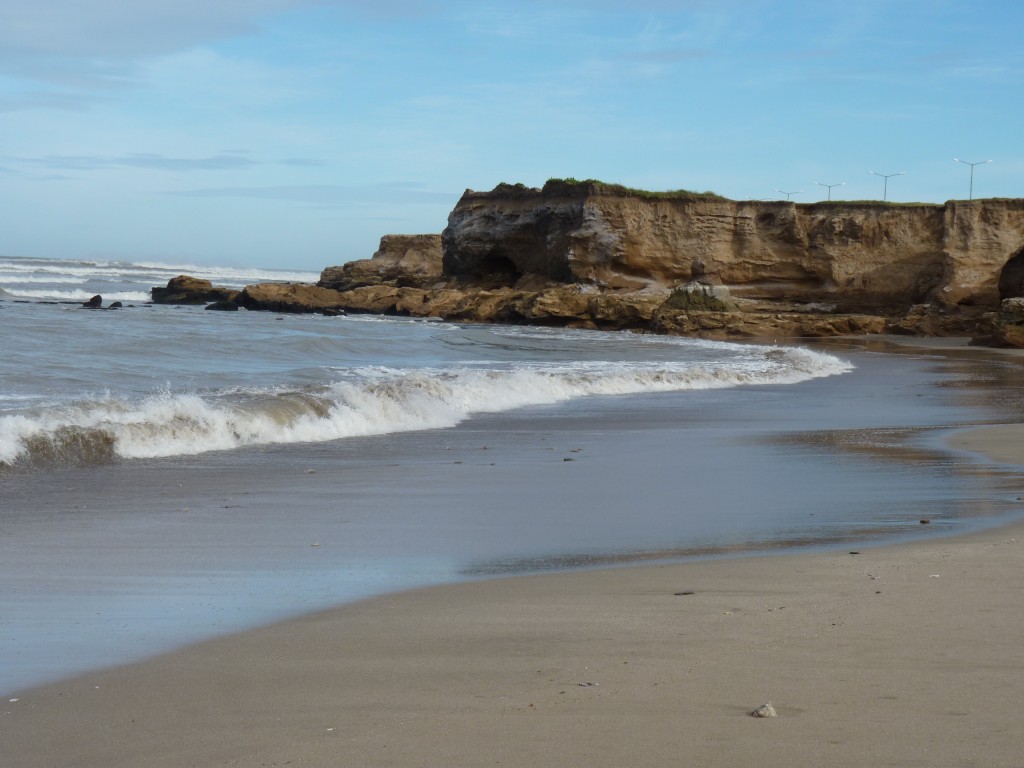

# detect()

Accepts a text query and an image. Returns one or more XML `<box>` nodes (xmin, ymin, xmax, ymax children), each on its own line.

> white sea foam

<box><xmin>131</xmin><ymin>261</ymin><xmax>319</xmax><ymax>285</ymax></box>
<box><xmin>0</xmin><ymin>274</ymin><xmax>88</xmax><ymax>285</ymax></box>
<box><xmin>0</xmin><ymin>347</ymin><xmax>852</xmax><ymax>466</ymax></box>
<box><xmin>3</xmin><ymin>288</ymin><xmax>151</xmax><ymax>302</ymax></box>
<box><xmin>0</xmin><ymin>257</ymin><xmax>318</xmax><ymax>288</ymax></box>
<box><xmin>0</xmin><ymin>261</ymin><xmax>116</xmax><ymax>279</ymax></box>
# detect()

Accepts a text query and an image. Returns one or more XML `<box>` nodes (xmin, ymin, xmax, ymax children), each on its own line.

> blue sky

<box><xmin>2</xmin><ymin>0</ymin><xmax>1022</xmax><ymax>271</ymax></box>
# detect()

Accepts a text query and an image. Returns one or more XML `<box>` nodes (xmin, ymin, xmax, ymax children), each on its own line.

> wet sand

<box><xmin>9</xmin><ymin>341</ymin><xmax>1023</xmax><ymax>695</ymax></box>
<box><xmin>4</xmin><ymin>421</ymin><xmax>1024</xmax><ymax>767</ymax></box>
<box><xmin>4</xmin><ymin>341</ymin><xmax>1024</xmax><ymax>766</ymax></box>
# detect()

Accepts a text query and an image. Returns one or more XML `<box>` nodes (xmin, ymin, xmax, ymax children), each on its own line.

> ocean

<box><xmin>2</xmin><ymin>254</ymin><xmax>1024</xmax><ymax>693</ymax></box>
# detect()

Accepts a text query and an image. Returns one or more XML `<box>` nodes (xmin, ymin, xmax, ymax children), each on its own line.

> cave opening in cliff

<box><xmin>998</xmin><ymin>247</ymin><xmax>1024</xmax><ymax>300</ymax></box>
<box><xmin>471</xmin><ymin>254</ymin><xmax>522</xmax><ymax>288</ymax></box>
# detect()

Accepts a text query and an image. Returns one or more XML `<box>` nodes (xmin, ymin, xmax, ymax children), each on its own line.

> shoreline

<box><xmin>4</xmin><ymin>420</ymin><xmax>1024</xmax><ymax>767</ymax></box>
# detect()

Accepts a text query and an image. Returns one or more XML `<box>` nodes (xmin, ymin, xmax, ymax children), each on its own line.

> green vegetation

<box><xmin>489</xmin><ymin>180</ymin><xmax>1022</xmax><ymax>206</ymax></box>
<box><xmin>805</xmin><ymin>199</ymin><xmax>942</xmax><ymax>208</ymax></box>
<box><xmin>490</xmin><ymin>182</ymin><xmax>533</xmax><ymax>193</ymax></box>
<box><xmin>543</xmin><ymin>177</ymin><xmax>727</xmax><ymax>201</ymax></box>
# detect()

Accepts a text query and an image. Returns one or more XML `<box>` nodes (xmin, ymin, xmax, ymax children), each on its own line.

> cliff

<box><xmin>157</xmin><ymin>180</ymin><xmax>1024</xmax><ymax>345</ymax></box>
<box><xmin>441</xmin><ymin>180</ymin><xmax>1024</xmax><ymax>313</ymax></box>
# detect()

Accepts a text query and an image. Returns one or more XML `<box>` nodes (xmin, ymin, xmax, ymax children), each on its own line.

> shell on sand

<box><xmin>751</xmin><ymin>702</ymin><xmax>777</xmax><ymax>718</ymax></box>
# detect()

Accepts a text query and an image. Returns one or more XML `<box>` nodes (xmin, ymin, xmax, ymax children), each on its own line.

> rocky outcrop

<box><xmin>319</xmin><ymin>234</ymin><xmax>442</xmax><ymax>291</ymax></box>
<box><xmin>159</xmin><ymin>180</ymin><xmax>1024</xmax><ymax>346</ymax></box>
<box><xmin>151</xmin><ymin>275</ymin><xmax>239</xmax><ymax>305</ymax></box>
<box><xmin>442</xmin><ymin>181</ymin><xmax>1024</xmax><ymax>315</ymax></box>
<box><xmin>428</xmin><ymin>180</ymin><xmax>1024</xmax><ymax>344</ymax></box>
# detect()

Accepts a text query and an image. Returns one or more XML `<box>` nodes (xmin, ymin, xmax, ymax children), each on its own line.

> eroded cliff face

<box><xmin>442</xmin><ymin>182</ymin><xmax>1024</xmax><ymax>313</ymax></box>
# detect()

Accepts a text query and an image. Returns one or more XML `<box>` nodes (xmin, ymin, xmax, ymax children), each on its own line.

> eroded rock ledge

<box><xmin>155</xmin><ymin>180</ymin><xmax>1024</xmax><ymax>346</ymax></box>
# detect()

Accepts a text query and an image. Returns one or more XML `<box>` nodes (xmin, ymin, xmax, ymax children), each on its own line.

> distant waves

<box><xmin>0</xmin><ymin>255</ymin><xmax>318</xmax><ymax>302</ymax></box>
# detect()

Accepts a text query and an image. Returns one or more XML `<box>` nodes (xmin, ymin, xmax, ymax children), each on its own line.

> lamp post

<box><xmin>953</xmin><ymin>158</ymin><xmax>992</xmax><ymax>201</ymax></box>
<box><xmin>773</xmin><ymin>188</ymin><xmax>802</xmax><ymax>201</ymax></box>
<box><xmin>814</xmin><ymin>181</ymin><xmax>846</xmax><ymax>201</ymax></box>
<box><xmin>868</xmin><ymin>170</ymin><xmax>905</xmax><ymax>202</ymax></box>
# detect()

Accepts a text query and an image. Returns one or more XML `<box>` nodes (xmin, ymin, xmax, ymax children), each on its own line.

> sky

<box><xmin>1</xmin><ymin>0</ymin><xmax>1022</xmax><ymax>271</ymax></box>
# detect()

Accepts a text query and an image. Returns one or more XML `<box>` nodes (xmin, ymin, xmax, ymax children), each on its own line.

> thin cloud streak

<box><xmin>169</xmin><ymin>183</ymin><xmax>459</xmax><ymax>206</ymax></box>
<box><xmin>20</xmin><ymin>153</ymin><xmax>262</xmax><ymax>172</ymax></box>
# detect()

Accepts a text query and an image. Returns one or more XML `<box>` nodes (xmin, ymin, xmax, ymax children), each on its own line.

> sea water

<box><xmin>0</xmin><ymin>255</ymin><xmax>851</xmax><ymax>468</ymax></box>
<box><xmin>2</xmin><ymin>254</ymin><xmax>1024</xmax><ymax>693</ymax></box>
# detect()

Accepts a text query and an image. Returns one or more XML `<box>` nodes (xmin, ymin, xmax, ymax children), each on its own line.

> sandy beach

<box><xmin>3</xmin><ymin>416</ymin><xmax>1023</xmax><ymax>767</ymax></box>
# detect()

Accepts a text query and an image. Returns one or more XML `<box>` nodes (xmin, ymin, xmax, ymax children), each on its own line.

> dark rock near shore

<box><xmin>205</xmin><ymin>300</ymin><xmax>240</xmax><ymax>311</ymax></box>
<box><xmin>82</xmin><ymin>295</ymin><xmax>103</xmax><ymax>309</ymax></box>
<box><xmin>152</xmin><ymin>275</ymin><xmax>239</xmax><ymax>305</ymax></box>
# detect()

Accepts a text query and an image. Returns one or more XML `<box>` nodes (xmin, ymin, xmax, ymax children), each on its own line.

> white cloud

<box><xmin>169</xmin><ymin>182</ymin><xmax>458</xmax><ymax>206</ymax></box>
<box><xmin>0</xmin><ymin>0</ymin><xmax>447</xmax><ymax>68</ymax></box>
<box><xmin>0</xmin><ymin>1</ymin><xmax>310</xmax><ymax>62</ymax></box>
<box><xmin>20</xmin><ymin>152</ymin><xmax>262</xmax><ymax>172</ymax></box>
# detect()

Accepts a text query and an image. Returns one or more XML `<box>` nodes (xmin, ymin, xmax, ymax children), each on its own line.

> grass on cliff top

<box><xmin>807</xmin><ymin>199</ymin><xmax>942</xmax><ymax>208</ymax></box>
<box><xmin>542</xmin><ymin>178</ymin><xmax>728</xmax><ymax>201</ymax></box>
<box><xmin>487</xmin><ymin>180</ymin><xmax>1019</xmax><ymax>206</ymax></box>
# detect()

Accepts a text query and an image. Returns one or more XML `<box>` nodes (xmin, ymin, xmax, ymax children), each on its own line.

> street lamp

<box><xmin>868</xmin><ymin>170</ymin><xmax>905</xmax><ymax>202</ymax></box>
<box><xmin>814</xmin><ymin>181</ymin><xmax>846</xmax><ymax>201</ymax></box>
<box><xmin>953</xmin><ymin>158</ymin><xmax>992</xmax><ymax>201</ymax></box>
<box><xmin>774</xmin><ymin>188</ymin><xmax>802</xmax><ymax>201</ymax></box>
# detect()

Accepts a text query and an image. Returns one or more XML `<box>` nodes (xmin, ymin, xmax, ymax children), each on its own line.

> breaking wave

<box><xmin>0</xmin><ymin>346</ymin><xmax>852</xmax><ymax>470</ymax></box>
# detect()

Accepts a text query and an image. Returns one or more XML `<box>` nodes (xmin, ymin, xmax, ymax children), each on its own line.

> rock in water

<box><xmin>82</xmin><ymin>295</ymin><xmax>103</xmax><ymax>309</ymax></box>
<box><xmin>151</xmin><ymin>275</ymin><xmax>239</xmax><ymax>305</ymax></box>
<box><xmin>751</xmin><ymin>702</ymin><xmax>777</xmax><ymax>718</ymax></box>
<box><xmin>205</xmin><ymin>300</ymin><xmax>240</xmax><ymax>311</ymax></box>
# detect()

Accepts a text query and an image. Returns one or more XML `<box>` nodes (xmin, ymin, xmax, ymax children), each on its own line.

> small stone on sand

<box><xmin>751</xmin><ymin>702</ymin><xmax>777</xmax><ymax>718</ymax></box>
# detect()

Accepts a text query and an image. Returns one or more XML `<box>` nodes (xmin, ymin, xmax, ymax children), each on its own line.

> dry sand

<box><xmin>4</xmin><ymin>427</ymin><xmax>1024</xmax><ymax>767</ymax></box>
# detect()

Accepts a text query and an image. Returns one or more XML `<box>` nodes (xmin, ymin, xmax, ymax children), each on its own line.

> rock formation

<box><xmin>234</xmin><ymin>283</ymin><xmax>350</xmax><ymax>315</ymax></box>
<box><xmin>442</xmin><ymin>180</ymin><xmax>1024</xmax><ymax>312</ymax></box>
<box><xmin>154</xmin><ymin>180</ymin><xmax>1024</xmax><ymax>346</ymax></box>
<box><xmin>151</xmin><ymin>275</ymin><xmax>239</xmax><ymax>305</ymax></box>
<box><xmin>319</xmin><ymin>234</ymin><xmax>443</xmax><ymax>291</ymax></box>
